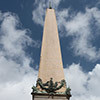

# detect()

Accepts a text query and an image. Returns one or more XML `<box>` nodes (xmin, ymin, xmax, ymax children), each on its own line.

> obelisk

<box><xmin>38</xmin><ymin>8</ymin><xmax>65</xmax><ymax>92</ymax></box>
<box><xmin>32</xmin><ymin>5</ymin><xmax>71</xmax><ymax>100</ymax></box>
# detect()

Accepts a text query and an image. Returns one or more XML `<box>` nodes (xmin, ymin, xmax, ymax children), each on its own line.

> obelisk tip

<box><xmin>49</xmin><ymin>1</ymin><xmax>52</xmax><ymax>9</ymax></box>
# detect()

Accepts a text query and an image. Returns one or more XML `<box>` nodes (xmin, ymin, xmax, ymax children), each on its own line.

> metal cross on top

<box><xmin>49</xmin><ymin>1</ymin><xmax>52</xmax><ymax>9</ymax></box>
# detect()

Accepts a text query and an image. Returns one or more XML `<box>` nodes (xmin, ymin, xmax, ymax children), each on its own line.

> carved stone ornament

<box><xmin>32</xmin><ymin>78</ymin><xmax>71</xmax><ymax>97</ymax></box>
<box><xmin>36</xmin><ymin>78</ymin><xmax>66</xmax><ymax>94</ymax></box>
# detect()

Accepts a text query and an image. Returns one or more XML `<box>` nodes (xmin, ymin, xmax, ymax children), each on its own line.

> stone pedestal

<box><xmin>32</xmin><ymin>93</ymin><xmax>69</xmax><ymax>100</ymax></box>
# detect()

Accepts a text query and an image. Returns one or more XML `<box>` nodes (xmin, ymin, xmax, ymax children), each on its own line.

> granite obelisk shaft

<box><xmin>38</xmin><ymin>8</ymin><xmax>66</xmax><ymax>92</ymax></box>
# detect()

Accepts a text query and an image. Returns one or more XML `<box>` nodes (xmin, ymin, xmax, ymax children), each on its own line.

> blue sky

<box><xmin>0</xmin><ymin>0</ymin><xmax>100</xmax><ymax>100</ymax></box>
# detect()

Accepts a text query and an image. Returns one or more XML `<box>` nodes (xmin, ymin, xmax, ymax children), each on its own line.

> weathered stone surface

<box><xmin>38</xmin><ymin>8</ymin><xmax>66</xmax><ymax>92</ymax></box>
<box><xmin>32</xmin><ymin>93</ymin><xmax>68</xmax><ymax>100</ymax></box>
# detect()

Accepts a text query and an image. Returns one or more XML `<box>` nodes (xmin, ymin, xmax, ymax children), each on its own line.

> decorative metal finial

<box><xmin>49</xmin><ymin>1</ymin><xmax>52</xmax><ymax>9</ymax></box>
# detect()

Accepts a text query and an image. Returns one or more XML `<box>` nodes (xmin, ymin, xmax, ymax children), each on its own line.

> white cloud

<box><xmin>55</xmin><ymin>7</ymin><xmax>100</xmax><ymax>61</ymax></box>
<box><xmin>88</xmin><ymin>64</ymin><xmax>100</xmax><ymax>96</ymax></box>
<box><xmin>64</xmin><ymin>63</ymin><xmax>88</xmax><ymax>95</ymax></box>
<box><xmin>0</xmin><ymin>11</ymin><xmax>38</xmax><ymax>100</ymax></box>
<box><xmin>0</xmin><ymin>72</ymin><xmax>37</xmax><ymax>100</ymax></box>
<box><xmin>0</xmin><ymin>12</ymin><xmax>40</xmax><ymax>58</ymax></box>
<box><xmin>64</xmin><ymin>63</ymin><xmax>100</xmax><ymax>100</ymax></box>
<box><xmin>63</xmin><ymin>7</ymin><xmax>100</xmax><ymax>61</ymax></box>
<box><xmin>57</xmin><ymin>9</ymin><xmax>69</xmax><ymax>35</ymax></box>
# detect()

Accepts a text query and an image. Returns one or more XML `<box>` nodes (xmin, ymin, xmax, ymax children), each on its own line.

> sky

<box><xmin>0</xmin><ymin>0</ymin><xmax>100</xmax><ymax>100</ymax></box>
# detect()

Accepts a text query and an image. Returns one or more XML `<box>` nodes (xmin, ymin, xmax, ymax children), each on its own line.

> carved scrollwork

<box><xmin>36</xmin><ymin>78</ymin><xmax>66</xmax><ymax>94</ymax></box>
<box><xmin>32</xmin><ymin>78</ymin><xmax>71</xmax><ymax>100</ymax></box>
<box><xmin>65</xmin><ymin>87</ymin><xmax>72</xmax><ymax>99</ymax></box>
